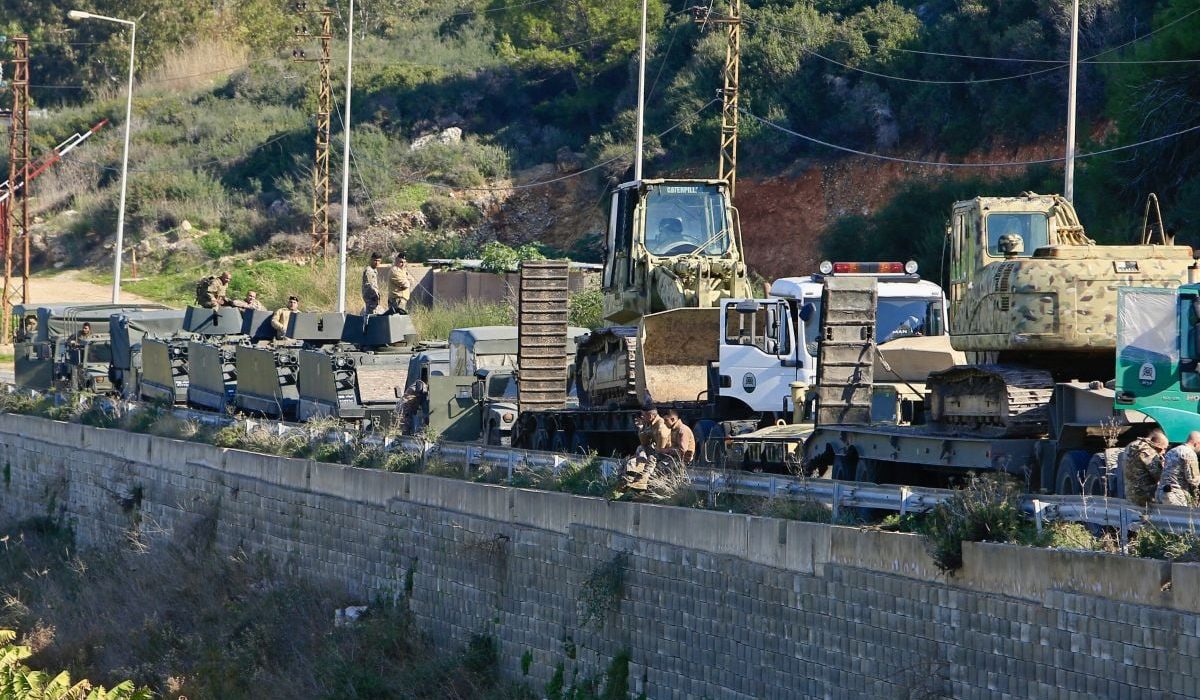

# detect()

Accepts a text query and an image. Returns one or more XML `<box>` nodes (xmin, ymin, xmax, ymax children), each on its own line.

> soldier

<box><xmin>242</xmin><ymin>290</ymin><xmax>267</xmax><ymax>311</ymax></box>
<box><xmin>68</xmin><ymin>322</ymin><xmax>93</xmax><ymax>348</ymax></box>
<box><xmin>271</xmin><ymin>295</ymin><xmax>301</xmax><ymax>340</ymax></box>
<box><xmin>622</xmin><ymin>406</ymin><xmax>671</xmax><ymax>491</ymax></box>
<box><xmin>387</xmin><ymin>252</ymin><xmax>413</xmax><ymax>315</ymax></box>
<box><xmin>398</xmin><ymin>378</ymin><xmax>429</xmax><ymax>434</ymax></box>
<box><xmin>362</xmin><ymin>253</ymin><xmax>383</xmax><ymax>315</ymax></box>
<box><xmin>1123</xmin><ymin>429</ymin><xmax>1169</xmax><ymax>507</ymax></box>
<box><xmin>1155</xmin><ymin>431</ymin><xmax>1200</xmax><ymax>507</ymax></box>
<box><xmin>662</xmin><ymin>408</ymin><xmax>696</xmax><ymax>465</ymax></box>
<box><xmin>195</xmin><ymin>271</ymin><xmax>245</xmax><ymax>309</ymax></box>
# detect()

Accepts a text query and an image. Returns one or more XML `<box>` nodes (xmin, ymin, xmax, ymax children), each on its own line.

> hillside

<box><xmin>5</xmin><ymin>0</ymin><xmax>1200</xmax><ymax>306</ymax></box>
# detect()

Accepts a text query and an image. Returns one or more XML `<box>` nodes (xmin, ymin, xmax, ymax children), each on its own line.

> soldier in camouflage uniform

<box><xmin>1122</xmin><ymin>429</ymin><xmax>1168</xmax><ymax>507</ymax></box>
<box><xmin>621</xmin><ymin>407</ymin><xmax>671</xmax><ymax>492</ymax></box>
<box><xmin>196</xmin><ymin>271</ymin><xmax>240</xmax><ymax>308</ymax></box>
<box><xmin>362</xmin><ymin>253</ymin><xmax>383</xmax><ymax>314</ymax></box>
<box><xmin>1156</xmin><ymin>432</ymin><xmax>1200</xmax><ymax>507</ymax></box>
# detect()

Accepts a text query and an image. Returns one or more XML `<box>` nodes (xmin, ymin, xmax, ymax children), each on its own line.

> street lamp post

<box><xmin>68</xmin><ymin>10</ymin><xmax>135</xmax><ymax>303</ymax></box>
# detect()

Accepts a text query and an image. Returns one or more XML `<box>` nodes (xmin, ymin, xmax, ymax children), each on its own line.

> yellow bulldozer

<box><xmin>574</xmin><ymin>178</ymin><xmax>754</xmax><ymax>408</ymax></box>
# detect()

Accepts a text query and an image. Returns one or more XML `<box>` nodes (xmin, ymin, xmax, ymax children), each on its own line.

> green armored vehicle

<box><xmin>182</xmin><ymin>306</ymin><xmax>247</xmax><ymax>411</ymax></box>
<box><xmin>13</xmin><ymin>302</ymin><xmax>168</xmax><ymax>393</ymax></box>
<box><xmin>108</xmin><ymin>309</ymin><xmax>190</xmax><ymax>399</ymax></box>
<box><xmin>233</xmin><ymin>310</ymin><xmax>301</xmax><ymax>418</ymax></box>
<box><xmin>294</xmin><ymin>312</ymin><xmax>419</xmax><ymax>424</ymax></box>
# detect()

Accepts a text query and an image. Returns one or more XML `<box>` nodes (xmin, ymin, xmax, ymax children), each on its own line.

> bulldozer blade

<box><xmin>636</xmin><ymin>308</ymin><xmax>720</xmax><ymax>404</ymax></box>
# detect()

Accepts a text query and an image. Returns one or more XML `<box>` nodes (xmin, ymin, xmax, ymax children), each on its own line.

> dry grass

<box><xmin>143</xmin><ymin>40</ymin><xmax>251</xmax><ymax>92</ymax></box>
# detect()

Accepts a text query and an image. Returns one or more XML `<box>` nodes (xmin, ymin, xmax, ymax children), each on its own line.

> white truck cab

<box><xmin>716</xmin><ymin>261</ymin><xmax>952</xmax><ymax>419</ymax></box>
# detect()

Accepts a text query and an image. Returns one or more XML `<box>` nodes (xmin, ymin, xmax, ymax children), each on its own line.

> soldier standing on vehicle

<box><xmin>662</xmin><ymin>408</ymin><xmax>696</xmax><ymax>465</ymax></box>
<box><xmin>388</xmin><ymin>252</ymin><xmax>412</xmax><ymax>315</ymax></box>
<box><xmin>362</xmin><ymin>253</ymin><xmax>383</xmax><ymax>314</ymax></box>
<box><xmin>243</xmin><ymin>290</ymin><xmax>267</xmax><ymax>311</ymax></box>
<box><xmin>1155</xmin><ymin>431</ymin><xmax>1200</xmax><ymax>506</ymax></box>
<box><xmin>1123</xmin><ymin>429</ymin><xmax>1169</xmax><ymax>507</ymax></box>
<box><xmin>271</xmin><ymin>296</ymin><xmax>301</xmax><ymax>340</ymax></box>
<box><xmin>195</xmin><ymin>271</ymin><xmax>247</xmax><ymax>309</ymax></box>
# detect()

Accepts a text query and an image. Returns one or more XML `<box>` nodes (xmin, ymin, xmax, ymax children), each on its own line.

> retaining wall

<box><xmin>1</xmin><ymin>412</ymin><xmax>1198</xmax><ymax>699</ymax></box>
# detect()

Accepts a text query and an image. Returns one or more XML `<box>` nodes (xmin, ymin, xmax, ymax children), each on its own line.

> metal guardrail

<box><xmin>8</xmin><ymin>390</ymin><xmax>1200</xmax><ymax>546</ymax></box>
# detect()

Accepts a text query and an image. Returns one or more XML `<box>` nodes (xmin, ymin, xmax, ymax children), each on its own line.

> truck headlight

<box><xmin>502</xmin><ymin>412</ymin><xmax>514</xmax><ymax>423</ymax></box>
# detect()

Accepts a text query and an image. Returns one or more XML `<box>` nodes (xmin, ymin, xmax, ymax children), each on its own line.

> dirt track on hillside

<box><xmin>26</xmin><ymin>270</ymin><xmax>152</xmax><ymax>305</ymax></box>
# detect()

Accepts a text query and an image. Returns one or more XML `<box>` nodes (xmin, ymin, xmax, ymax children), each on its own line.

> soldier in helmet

<box><xmin>1122</xmin><ymin>429</ymin><xmax>1168</xmax><ymax>507</ymax></box>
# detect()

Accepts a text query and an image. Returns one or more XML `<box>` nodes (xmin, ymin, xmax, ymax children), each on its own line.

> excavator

<box><xmin>575</xmin><ymin>178</ymin><xmax>753</xmax><ymax>408</ymax></box>
<box><xmin>802</xmin><ymin>192</ymin><xmax>1199</xmax><ymax>493</ymax></box>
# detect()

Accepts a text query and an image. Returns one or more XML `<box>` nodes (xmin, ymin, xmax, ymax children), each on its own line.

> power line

<box><xmin>741</xmin><ymin>107</ymin><xmax>1200</xmax><ymax>167</ymax></box>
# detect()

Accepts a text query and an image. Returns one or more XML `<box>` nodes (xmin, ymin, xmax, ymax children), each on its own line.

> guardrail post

<box><xmin>831</xmin><ymin>482</ymin><xmax>842</xmax><ymax>522</ymax></box>
<box><xmin>552</xmin><ymin>455</ymin><xmax>565</xmax><ymax>475</ymax></box>
<box><xmin>768</xmin><ymin>477</ymin><xmax>777</xmax><ymax>499</ymax></box>
<box><xmin>899</xmin><ymin>486</ymin><xmax>911</xmax><ymax>516</ymax></box>
<box><xmin>506</xmin><ymin>450</ymin><xmax>517</xmax><ymax>484</ymax></box>
<box><xmin>1032</xmin><ymin>499</ymin><xmax>1044</xmax><ymax>534</ymax></box>
<box><xmin>1119</xmin><ymin>506</ymin><xmax>1131</xmax><ymax>548</ymax></box>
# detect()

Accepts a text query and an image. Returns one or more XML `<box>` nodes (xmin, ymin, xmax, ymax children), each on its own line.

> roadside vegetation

<box><xmin>0</xmin><ymin>517</ymin><xmax>533</xmax><ymax>700</ymax></box>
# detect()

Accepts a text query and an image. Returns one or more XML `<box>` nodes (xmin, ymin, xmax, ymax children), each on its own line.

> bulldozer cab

<box><xmin>602</xmin><ymin>179</ymin><xmax>747</xmax><ymax>324</ymax></box>
<box><xmin>1114</xmin><ymin>284</ymin><xmax>1200</xmax><ymax>443</ymax></box>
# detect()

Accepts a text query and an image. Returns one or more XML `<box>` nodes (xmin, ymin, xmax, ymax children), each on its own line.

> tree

<box><xmin>0</xmin><ymin>630</ymin><xmax>153</xmax><ymax>700</ymax></box>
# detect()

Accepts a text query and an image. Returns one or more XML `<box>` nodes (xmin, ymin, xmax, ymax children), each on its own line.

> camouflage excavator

<box><xmin>802</xmin><ymin>192</ymin><xmax>1198</xmax><ymax>493</ymax></box>
<box><xmin>575</xmin><ymin>178</ymin><xmax>754</xmax><ymax>407</ymax></box>
<box><xmin>930</xmin><ymin>192</ymin><xmax>1193</xmax><ymax>437</ymax></box>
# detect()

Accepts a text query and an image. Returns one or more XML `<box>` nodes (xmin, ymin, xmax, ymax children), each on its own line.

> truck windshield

<box><xmin>643</xmin><ymin>184</ymin><xmax>731</xmax><ymax>256</ymax></box>
<box><xmin>985</xmin><ymin>212</ymin><xmax>1049</xmax><ymax>256</ymax></box>
<box><xmin>879</xmin><ymin>298</ymin><xmax>944</xmax><ymax>343</ymax></box>
<box><xmin>801</xmin><ymin>297</ymin><xmax>944</xmax><ymax>353</ymax></box>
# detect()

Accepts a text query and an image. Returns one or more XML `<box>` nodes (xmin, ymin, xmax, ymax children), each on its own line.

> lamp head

<box><xmin>67</xmin><ymin>10</ymin><xmax>92</xmax><ymax>20</ymax></box>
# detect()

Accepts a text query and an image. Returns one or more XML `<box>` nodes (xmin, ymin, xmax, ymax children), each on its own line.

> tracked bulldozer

<box><xmin>930</xmin><ymin>192</ymin><xmax>1194</xmax><ymax>437</ymax></box>
<box><xmin>575</xmin><ymin>178</ymin><xmax>753</xmax><ymax>407</ymax></box>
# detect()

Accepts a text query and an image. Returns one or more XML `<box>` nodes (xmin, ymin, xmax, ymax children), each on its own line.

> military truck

<box><xmin>415</xmin><ymin>326</ymin><xmax>589</xmax><ymax>444</ymax></box>
<box><xmin>12</xmin><ymin>303</ymin><xmax>168</xmax><ymax>393</ymax></box>
<box><xmin>798</xmin><ymin>193</ymin><xmax>1195</xmax><ymax>493</ymax></box>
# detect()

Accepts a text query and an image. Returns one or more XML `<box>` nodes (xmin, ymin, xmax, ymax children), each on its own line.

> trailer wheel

<box><xmin>1054</xmin><ymin>450</ymin><xmax>1091</xmax><ymax>495</ymax></box>
<box><xmin>855</xmin><ymin>458</ymin><xmax>880</xmax><ymax>484</ymax></box>
<box><xmin>831</xmin><ymin>449</ymin><xmax>859</xmax><ymax>482</ymax></box>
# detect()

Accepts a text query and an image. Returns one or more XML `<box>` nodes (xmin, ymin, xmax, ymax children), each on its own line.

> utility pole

<box><xmin>293</xmin><ymin>2</ymin><xmax>333</xmax><ymax>257</ymax></box>
<box><xmin>2</xmin><ymin>35</ymin><xmax>30</xmax><ymax>341</ymax></box>
<box><xmin>693</xmin><ymin>0</ymin><xmax>740</xmax><ymax>198</ymax></box>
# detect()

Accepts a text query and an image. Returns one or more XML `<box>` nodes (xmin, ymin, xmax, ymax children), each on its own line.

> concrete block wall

<box><xmin>2</xmin><ymin>412</ymin><xmax>1200</xmax><ymax>698</ymax></box>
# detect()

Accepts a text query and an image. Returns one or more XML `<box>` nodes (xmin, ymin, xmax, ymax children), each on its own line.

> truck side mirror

<box><xmin>799</xmin><ymin>303</ymin><xmax>815</xmax><ymax>323</ymax></box>
<box><xmin>471</xmin><ymin>380</ymin><xmax>485</xmax><ymax>402</ymax></box>
<box><xmin>1182</xmin><ymin>358</ymin><xmax>1198</xmax><ymax>373</ymax></box>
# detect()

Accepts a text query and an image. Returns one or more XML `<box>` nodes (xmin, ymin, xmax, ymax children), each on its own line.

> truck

<box><xmin>12</xmin><ymin>302</ymin><xmax>169</xmax><ymax>394</ymax></box>
<box><xmin>797</xmin><ymin>193</ymin><xmax>1195</xmax><ymax>494</ymax></box>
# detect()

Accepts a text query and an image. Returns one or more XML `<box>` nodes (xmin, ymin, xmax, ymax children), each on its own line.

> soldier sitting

<box><xmin>68</xmin><ymin>322</ymin><xmax>93</xmax><ymax>348</ymax></box>
<box><xmin>195</xmin><ymin>271</ymin><xmax>248</xmax><ymax>309</ymax></box>
<box><xmin>621</xmin><ymin>406</ymin><xmax>671</xmax><ymax>492</ymax></box>
<box><xmin>271</xmin><ymin>296</ymin><xmax>301</xmax><ymax>340</ymax></box>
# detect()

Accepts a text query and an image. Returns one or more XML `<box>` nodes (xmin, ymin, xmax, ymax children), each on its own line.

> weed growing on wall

<box><xmin>1130</xmin><ymin>525</ymin><xmax>1200</xmax><ymax>561</ymax></box>
<box><xmin>920</xmin><ymin>473</ymin><xmax>1035</xmax><ymax>573</ymax></box>
<box><xmin>577</xmin><ymin>551</ymin><xmax>628</xmax><ymax>630</ymax></box>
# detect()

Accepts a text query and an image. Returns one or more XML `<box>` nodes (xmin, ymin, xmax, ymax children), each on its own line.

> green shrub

<box><xmin>198</xmin><ymin>230</ymin><xmax>234</xmax><ymax>258</ymax></box>
<box><xmin>410</xmin><ymin>300</ymin><xmax>514</xmax><ymax>342</ymax></box>
<box><xmin>1131</xmin><ymin>526</ymin><xmax>1200</xmax><ymax>562</ymax></box>
<box><xmin>420</xmin><ymin>195</ymin><xmax>481</xmax><ymax>230</ymax></box>
<box><xmin>568</xmin><ymin>287</ymin><xmax>603</xmax><ymax>329</ymax></box>
<box><xmin>920</xmin><ymin>473</ymin><xmax>1035</xmax><ymax>572</ymax></box>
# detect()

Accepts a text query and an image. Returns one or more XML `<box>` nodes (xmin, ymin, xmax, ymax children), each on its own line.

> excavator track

<box><xmin>927</xmin><ymin>364</ymin><xmax>1054</xmax><ymax>438</ymax></box>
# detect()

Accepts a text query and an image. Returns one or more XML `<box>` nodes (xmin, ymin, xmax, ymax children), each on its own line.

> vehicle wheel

<box><xmin>530</xmin><ymin>429</ymin><xmax>550</xmax><ymax>452</ymax></box>
<box><xmin>550</xmin><ymin>430</ymin><xmax>568</xmax><ymax>453</ymax></box>
<box><xmin>487</xmin><ymin>424</ymin><xmax>501</xmax><ymax>446</ymax></box>
<box><xmin>855</xmin><ymin>457</ymin><xmax>880</xmax><ymax>484</ymax></box>
<box><xmin>1084</xmin><ymin>451</ymin><xmax>1118</xmax><ymax>497</ymax></box>
<box><xmin>569</xmin><ymin>431</ymin><xmax>589</xmax><ymax>454</ymax></box>
<box><xmin>1054</xmin><ymin>450</ymin><xmax>1091</xmax><ymax>495</ymax></box>
<box><xmin>831</xmin><ymin>450</ymin><xmax>858</xmax><ymax>482</ymax></box>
